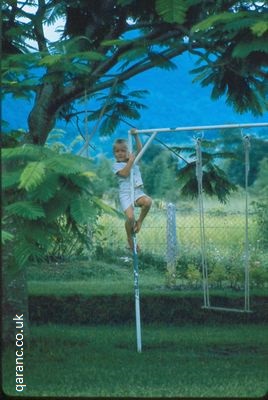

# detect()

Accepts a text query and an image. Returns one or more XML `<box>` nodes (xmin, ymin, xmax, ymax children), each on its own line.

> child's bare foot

<box><xmin>127</xmin><ymin>237</ymin><xmax>140</xmax><ymax>252</ymax></box>
<box><xmin>134</xmin><ymin>220</ymin><xmax>142</xmax><ymax>233</ymax></box>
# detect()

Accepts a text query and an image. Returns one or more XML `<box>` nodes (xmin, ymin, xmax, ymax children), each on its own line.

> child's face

<box><xmin>114</xmin><ymin>144</ymin><xmax>129</xmax><ymax>162</ymax></box>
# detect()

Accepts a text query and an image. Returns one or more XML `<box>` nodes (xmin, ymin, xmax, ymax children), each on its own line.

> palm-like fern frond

<box><xmin>148</xmin><ymin>52</ymin><xmax>178</xmax><ymax>70</ymax></box>
<box><xmin>232</xmin><ymin>36</ymin><xmax>268</xmax><ymax>58</ymax></box>
<box><xmin>92</xmin><ymin>196</ymin><xmax>120</xmax><ymax>216</ymax></box>
<box><xmin>155</xmin><ymin>0</ymin><xmax>188</xmax><ymax>24</ymax></box>
<box><xmin>2</xmin><ymin>170</ymin><xmax>23</xmax><ymax>189</ymax></box>
<box><xmin>43</xmin><ymin>190</ymin><xmax>71</xmax><ymax>222</ymax></box>
<box><xmin>13</xmin><ymin>236</ymin><xmax>44</xmax><ymax>267</ymax></box>
<box><xmin>175</xmin><ymin>139</ymin><xmax>238</xmax><ymax>204</ymax></box>
<box><xmin>45</xmin><ymin>153</ymin><xmax>93</xmax><ymax>174</ymax></box>
<box><xmin>19</xmin><ymin>161</ymin><xmax>46</xmax><ymax>191</ymax></box>
<box><xmin>2</xmin><ymin>145</ymin><xmax>53</xmax><ymax>161</ymax></box>
<box><xmin>2</xmin><ymin>230</ymin><xmax>14</xmax><ymax>244</ymax></box>
<box><xmin>5</xmin><ymin>201</ymin><xmax>46</xmax><ymax>220</ymax></box>
<box><xmin>70</xmin><ymin>196</ymin><xmax>97</xmax><ymax>224</ymax></box>
<box><xmin>30</xmin><ymin>174</ymin><xmax>60</xmax><ymax>201</ymax></box>
<box><xmin>3</xmin><ymin>143</ymin><xmax>109</xmax><ymax>265</ymax></box>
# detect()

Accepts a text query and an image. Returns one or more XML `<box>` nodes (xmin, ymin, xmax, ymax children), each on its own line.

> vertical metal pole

<box><xmin>128</xmin><ymin>131</ymin><xmax>142</xmax><ymax>353</ymax></box>
<box><xmin>166</xmin><ymin>203</ymin><xmax>178</xmax><ymax>287</ymax></box>
<box><xmin>195</xmin><ymin>138</ymin><xmax>210</xmax><ymax>308</ymax></box>
<box><xmin>244</xmin><ymin>136</ymin><xmax>250</xmax><ymax>312</ymax></box>
<box><xmin>133</xmin><ymin>132</ymin><xmax>158</xmax><ymax>165</ymax></box>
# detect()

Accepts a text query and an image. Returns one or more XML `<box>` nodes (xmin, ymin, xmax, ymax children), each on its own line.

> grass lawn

<box><xmin>9</xmin><ymin>253</ymin><xmax>266</xmax><ymax>397</ymax></box>
<box><xmin>3</xmin><ymin>323</ymin><xmax>268</xmax><ymax>397</ymax></box>
<box><xmin>27</xmin><ymin>259</ymin><xmax>267</xmax><ymax>298</ymax></box>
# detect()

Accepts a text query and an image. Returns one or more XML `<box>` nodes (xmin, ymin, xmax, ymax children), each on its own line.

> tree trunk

<box><xmin>2</xmin><ymin>247</ymin><xmax>30</xmax><ymax>347</ymax></box>
<box><xmin>27</xmin><ymin>83</ymin><xmax>59</xmax><ymax>145</ymax></box>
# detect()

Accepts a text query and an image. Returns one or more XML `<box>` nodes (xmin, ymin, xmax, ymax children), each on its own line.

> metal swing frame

<box><xmin>195</xmin><ymin>135</ymin><xmax>252</xmax><ymax>313</ymax></box>
<box><xmin>128</xmin><ymin>122</ymin><xmax>268</xmax><ymax>352</ymax></box>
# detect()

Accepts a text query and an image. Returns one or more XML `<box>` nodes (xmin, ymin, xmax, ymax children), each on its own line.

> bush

<box><xmin>2</xmin><ymin>144</ymin><xmax>104</xmax><ymax>266</ymax></box>
<box><xmin>209</xmin><ymin>264</ymin><xmax>228</xmax><ymax>288</ymax></box>
<box><xmin>250</xmin><ymin>262</ymin><xmax>268</xmax><ymax>288</ymax></box>
<box><xmin>252</xmin><ymin>199</ymin><xmax>268</xmax><ymax>248</ymax></box>
<box><xmin>186</xmin><ymin>264</ymin><xmax>202</xmax><ymax>288</ymax></box>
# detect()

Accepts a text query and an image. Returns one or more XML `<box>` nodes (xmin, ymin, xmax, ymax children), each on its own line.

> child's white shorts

<box><xmin>119</xmin><ymin>187</ymin><xmax>146</xmax><ymax>212</ymax></box>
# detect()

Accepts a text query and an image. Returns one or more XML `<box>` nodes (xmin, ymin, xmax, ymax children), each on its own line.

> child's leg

<box><xmin>124</xmin><ymin>206</ymin><xmax>141</xmax><ymax>251</ymax></box>
<box><xmin>124</xmin><ymin>206</ymin><xmax>135</xmax><ymax>249</ymax></box>
<box><xmin>134</xmin><ymin>195</ymin><xmax>152</xmax><ymax>233</ymax></box>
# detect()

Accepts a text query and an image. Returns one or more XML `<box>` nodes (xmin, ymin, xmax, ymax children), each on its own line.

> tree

<box><xmin>217</xmin><ymin>129</ymin><xmax>268</xmax><ymax>186</ymax></box>
<box><xmin>2</xmin><ymin>0</ymin><xmax>267</xmax><ymax>147</ymax></box>
<box><xmin>141</xmin><ymin>147</ymin><xmax>178</xmax><ymax>201</ymax></box>
<box><xmin>93</xmin><ymin>155</ymin><xmax>117</xmax><ymax>198</ymax></box>
<box><xmin>171</xmin><ymin>140</ymin><xmax>237</xmax><ymax>203</ymax></box>
<box><xmin>2</xmin><ymin>0</ymin><xmax>267</xmax><ymax>342</ymax></box>
<box><xmin>2</xmin><ymin>143</ymin><xmax>114</xmax><ymax>343</ymax></box>
<box><xmin>251</xmin><ymin>157</ymin><xmax>268</xmax><ymax>248</ymax></box>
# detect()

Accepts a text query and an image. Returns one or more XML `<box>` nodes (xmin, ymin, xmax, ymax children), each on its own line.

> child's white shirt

<box><xmin>112</xmin><ymin>161</ymin><xmax>143</xmax><ymax>193</ymax></box>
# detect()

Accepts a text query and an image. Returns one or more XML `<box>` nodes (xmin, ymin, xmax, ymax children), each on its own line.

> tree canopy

<box><xmin>216</xmin><ymin>129</ymin><xmax>268</xmax><ymax>186</ymax></box>
<box><xmin>2</xmin><ymin>0</ymin><xmax>268</xmax><ymax>146</ymax></box>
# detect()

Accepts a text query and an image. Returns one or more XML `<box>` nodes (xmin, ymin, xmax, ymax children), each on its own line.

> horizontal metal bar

<box><xmin>129</xmin><ymin>122</ymin><xmax>268</xmax><ymax>135</ymax></box>
<box><xmin>202</xmin><ymin>306</ymin><xmax>252</xmax><ymax>313</ymax></box>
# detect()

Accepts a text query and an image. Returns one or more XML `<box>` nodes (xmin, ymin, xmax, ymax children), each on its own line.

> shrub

<box><xmin>252</xmin><ymin>199</ymin><xmax>268</xmax><ymax>248</ymax></box>
<box><xmin>208</xmin><ymin>263</ymin><xmax>228</xmax><ymax>288</ymax></box>
<box><xmin>250</xmin><ymin>262</ymin><xmax>268</xmax><ymax>288</ymax></box>
<box><xmin>186</xmin><ymin>264</ymin><xmax>202</xmax><ymax>288</ymax></box>
<box><xmin>2</xmin><ymin>144</ymin><xmax>110</xmax><ymax>265</ymax></box>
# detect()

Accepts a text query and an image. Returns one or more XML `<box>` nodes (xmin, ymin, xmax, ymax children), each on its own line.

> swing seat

<box><xmin>202</xmin><ymin>305</ymin><xmax>252</xmax><ymax>313</ymax></box>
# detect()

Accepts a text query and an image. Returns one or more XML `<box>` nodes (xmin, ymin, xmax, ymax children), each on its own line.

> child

<box><xmin>112</xmin><ymin>130</ymin><xmax>152</xmax><ymax>251</ymax></box>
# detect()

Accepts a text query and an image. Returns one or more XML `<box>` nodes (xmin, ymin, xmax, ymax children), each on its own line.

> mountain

<box><xmin>3</xmin><ymin>53</ymin><xmax>267</xmax><ymax>156</ymax></box>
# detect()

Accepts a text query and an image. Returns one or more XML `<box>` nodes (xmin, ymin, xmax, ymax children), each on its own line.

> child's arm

<box><xmin>117</xmin><ymin>153</ymin><xmax>135</xmax><ymax>177</ymax></box>
<box><xmin>130</xmin><ymin>128</ymin><xmax>142</xmax><ymax>154</ymax></box>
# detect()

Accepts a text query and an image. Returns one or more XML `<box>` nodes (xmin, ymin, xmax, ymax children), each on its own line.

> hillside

<box><xmin>3</xmin><ymin>53</ymin><xmax>267</xmax><ymax>156</ymax></box>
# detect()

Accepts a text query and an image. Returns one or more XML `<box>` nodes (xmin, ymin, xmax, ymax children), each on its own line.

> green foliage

<box><xmin>70</xmin><ymin>196</ymin><xmax>96</xmax><ymax>224</ymax></box>
<box><xmin>2</xmin><ymin>230</ymin><xmax>14</xmax><ymax>245</ymax></box>
<box><xmin>251</xmin><ymin>157</ymin><xmax>268</xmax><ymax>197</ymax></box>
<box><xmin>148</xmin><ymin>52</ymin><xmax>178</xmax><ymax>70</ymax></box>
<box><xmin>192</xmin><ymin>11</ymin><xmax>248</xmax><ymax>32</ymax></box>
<box><xmin>252</xmin><ymin>160</ymin><xmax>268</xmax><ymax>245</ymax></box>
<box><xmin>251</xmin><ymin>20</ymin><xmax>268</xmax><ymax>37</ymax></box>
<box><xmin>2</xmin><ymin>1</ymin><xmax>267</xmax><ymax>146</ymax></box>
<box><xmin>155</xmin><ymin>0</ymin><xmax>188</xmax><ymax>24</ymax></box>
<box><xmin>141</xmin><ymin>147</ymin><xmax>178</xmax><ymax>201</ymax></box>
<box><xmin>2</xmin><ymin>142</ymin><xmax>108</xmax><ymax>266</ymax></box>
<box><xmin>250</xmin><ymin>262</ymin><xmax>268</xmax><ymax>288</ymax></box>
<box><xmin>5</xmin><ymin>201</ymin><xmax>46</xmax><ymax>220</ymax></box>
<box><xmin>93</xmin><ymin>156</ymin><xmax>117</xmax><ymax>197</ymax></box>
<box><xmin>186</xmin><ymin>264</ymin><xmax>201</xmax><ymax>286</ymax></box>
<box><xmin>209</xmin><ymin>264</ymin><xmax>228</xmax><ymax>288</ymax></box>
<box><xmin>232</xmin><ymin>36</ymin><xmax>268</xmax><ymax>58</ymax></box>
<box><xmin>142</xmin><ymin>141</ymin><xmax>234</xmax><ymax>203</ymax></box>
<box><xmin>19</xmin><ymin>161</ymin><xmax>46</xmax><ymax>191</ymax></box>
<box><xmin>217</xmin><ymin>130</ymin><xmax>268</xmax><ymax>187</ymax></box>
<box><xmin>190</xmin><ymin>9</ymin><xmax>268</xmax><ymax>116</ymax></box>
<box><xmin>174</xmin><ymin>142</ymin><xmax>237</xmax><ymax>203</ymax></box>
<box><xmin>86</xmin><ymin>84</ymin><xmax>148</xmax><ymax>136</ymax></box>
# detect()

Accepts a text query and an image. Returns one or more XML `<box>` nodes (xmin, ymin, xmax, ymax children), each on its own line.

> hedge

<box><xmin>29</xmin><ymin>294</ymin><xmax>268</xmax><ymax>325</ymax></box>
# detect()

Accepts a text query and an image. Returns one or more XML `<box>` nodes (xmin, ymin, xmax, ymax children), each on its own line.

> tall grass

<box><xmin>92</xmin><ymin>197</ymin><xmax>268</xmax><ymax>289</ymax></box>
<box><xmin>97</xmin><ymin>201</ymin><xmax>258</xmax><ymax>256</ymax></box>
